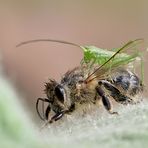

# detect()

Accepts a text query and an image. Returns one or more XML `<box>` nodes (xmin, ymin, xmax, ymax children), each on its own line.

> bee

<box><xmin>17</xmin><ymin>39</ymin><xmax>144</xmax><ymax>124</ymax></box>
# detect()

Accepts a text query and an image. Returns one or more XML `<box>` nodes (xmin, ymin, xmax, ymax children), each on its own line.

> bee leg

<box><xmin>99</xmin><ymin>80</ymin><xmax>134</xmax><ymax>105</ymax></box>
<box><xmin>49</xmin><ymin>112</ymin><xmax>65</xmax><ymax>124</ymax></box>
<box><xmin>96</xmin><ymin>87</ymin><xmax>118</xmax><ymax>114</ymax></box>
<box><xmin>45</xmin><ymin>105</ymin><xmax>51</xmax><ymax>120</ymax></box>
<box><xmin>36</xmin><ymin>98</ymin><xmax>50</xmax><ymax>120</ymax></box>
<box><xmin>67</xmin><ymin>104</ymin><xmax>75</xmax><ymax>114</ymax></box>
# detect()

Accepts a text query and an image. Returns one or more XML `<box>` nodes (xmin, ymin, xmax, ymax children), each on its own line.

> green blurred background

<box><xmin>0</xmin><ymin>0</ymin><xmax>148</xmax><ymax>120</ymax></box>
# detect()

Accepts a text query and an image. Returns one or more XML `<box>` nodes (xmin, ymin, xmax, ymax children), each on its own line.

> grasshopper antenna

<box><xmin>16</xmin><ymin>39</ymin><xmax>81</xmax><ymax>48</ymax></box>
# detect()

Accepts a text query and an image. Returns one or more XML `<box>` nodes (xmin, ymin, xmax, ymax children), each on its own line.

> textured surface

<box><xmin>43</xmin><ymin>101</ymin><xmax>148</xmax><ymax>148</ymax></box>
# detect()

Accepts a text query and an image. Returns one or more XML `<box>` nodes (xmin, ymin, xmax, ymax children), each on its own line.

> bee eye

<box><xmin>55</xmin><ymin>85</ymin><xmax>65</xmax><ymax>103</ymax></box>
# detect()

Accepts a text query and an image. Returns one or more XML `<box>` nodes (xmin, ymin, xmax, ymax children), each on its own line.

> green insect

<box><xmin>17</xmin><ymin>39</ymin><xmax>144</xmax><ymax>124</ymax></box>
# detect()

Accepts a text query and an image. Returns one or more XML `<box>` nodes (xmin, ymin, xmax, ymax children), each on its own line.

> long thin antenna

<box><xmin>16</xmin><ymin>39</ymin><xmax>81</xmax><ymax>48</ymax></box>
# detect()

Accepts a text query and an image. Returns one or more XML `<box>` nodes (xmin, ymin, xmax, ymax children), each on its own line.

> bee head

<box><xmin>54</xmin><ymin>84</ymin><xmax>65</xmax><ymax>103</ymax></box>
<box><xmin>45</xmin><ymin>80</ymin><xmax>71</xmax><ymax>112</ymax></box>
<box><xmin>44</xmin><ymin>79</ymin><xmax>58</xmax><ymax>102</ymax></box>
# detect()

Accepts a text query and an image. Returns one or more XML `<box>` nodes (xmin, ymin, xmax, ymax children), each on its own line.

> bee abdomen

<box><xmin>113</xmin><ymin>70</ymin><xmax>143</xmax><ymax>96</ymax></box>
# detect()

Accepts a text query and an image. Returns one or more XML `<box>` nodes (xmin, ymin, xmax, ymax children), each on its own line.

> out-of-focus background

<box><xmin>0</xmin><ymin>0</ymin><xmax>148</xmax><ymax>118</ymax></box>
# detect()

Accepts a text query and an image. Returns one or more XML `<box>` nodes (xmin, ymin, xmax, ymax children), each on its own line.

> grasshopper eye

<box><xmin>55</xmin><ymin>85</ymin><xmax>65</xmax><ymax>103</ymax></box>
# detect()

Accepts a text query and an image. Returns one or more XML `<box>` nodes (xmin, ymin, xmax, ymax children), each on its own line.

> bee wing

<box><xmin>84</xmin><ymin>39</ymin><xmax>145</xmax><ymax>83</ymax></box>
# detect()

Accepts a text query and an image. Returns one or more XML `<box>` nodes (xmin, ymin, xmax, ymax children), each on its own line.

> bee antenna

<box><xmin>36</xmin><ymin>98</ymin><xmax>45</xmax><ymax>121</ymax></box>
<box><xmin>16</xmin><ymin>39</ymin><xmax>81</xmax><ymax>48</ymax></box>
